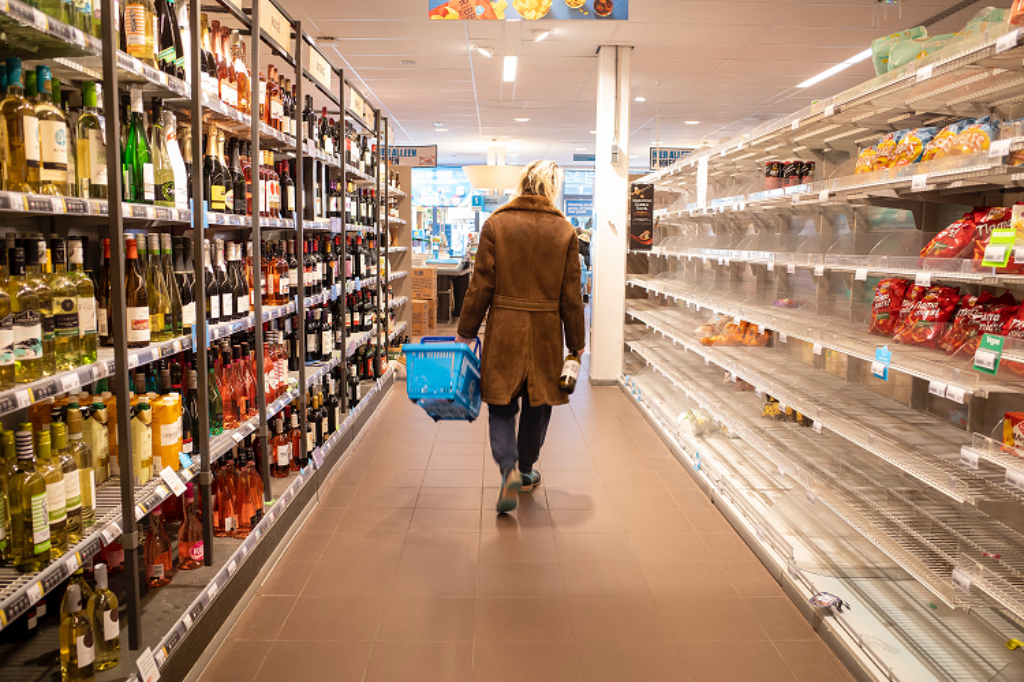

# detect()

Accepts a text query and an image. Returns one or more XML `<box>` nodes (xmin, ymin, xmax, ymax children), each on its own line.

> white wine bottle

<box><xmin>559</xmin><ymin>354</ymin><xmax>580</xmax><ymax>394</ymax></box>
<box><xmin>88</xmin><ymin>563</ymin><xmax>120</xmax><ymax>671</ymax></box>
<box><xmin>59</xmin><ymin>584</ymin><xmax>95</xmax><ymax>682</ymax></box>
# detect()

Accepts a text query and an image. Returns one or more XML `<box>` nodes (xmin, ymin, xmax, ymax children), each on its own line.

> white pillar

<box><xmin>589</xmin><ymin>45</ymin><xmax>630</xmax><ymax>384</ymax></box>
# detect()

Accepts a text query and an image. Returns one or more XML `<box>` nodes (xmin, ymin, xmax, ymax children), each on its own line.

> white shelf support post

<box><xmin>590</xmin><ymin>44</ymin><xmax>631</xmax><ymax>384</ymax></box>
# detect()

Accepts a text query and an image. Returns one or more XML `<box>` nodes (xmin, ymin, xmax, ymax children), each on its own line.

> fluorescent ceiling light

<box><xmin>433</xmin><ymin>122</ymin><xmax>444</xmax><ymax>127</ymax></box>
<box><xmin>514</xmin><ymin>117</ymin><xmax>530</xmax><ymax>122</ymax></box>
<box><xmin>473</xmin><ymin>45</ymin><xmax>493</xmax><ymax>58</ymax></box>
<box><xmin>399</xmin><ymin>60</ymin><xmax>416</xmax><ymax>65</ymax></box>
<box><xmin>533</xmin><ymin>29</ymin><xmax>553</xmax><ymax>42</ymax></box>
<box><xmin>634</xmin><ymin>96</ymin><xmax>646</xmax><ymax>102</ymax></box>
<box><xmin>435</xmin><ymin>128</ymin><xmax>448</xmax><ymax>132</ymax></box>
<box><xmin>685</xmin><ymin>121</ymin><xmax>699</xmax><ymax>125</ymax></box>
<box><xmin>796</xmin><ymin>48</ymin><xmax>872</xmax><ymax>89</ymax></box>
<box><xmin>503</xmin><ymin>56</ymin><xmax>518</xmax><ymax>82</ymax></box>
<box><xmin>590</xmin><ymin>130</ymin><xmax>597</xmax><ymax>134</ymax></box>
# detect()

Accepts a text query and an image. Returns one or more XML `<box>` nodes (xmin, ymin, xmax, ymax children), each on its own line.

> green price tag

<box><xmin>974</xmin><ymin>333</ymin><xmax>1004</xmax><ymax>375</ymax></box>
<box><xmin>982</xmin><ymin>228</ymin><xmax>1016</xmax><ymax>268</ymax></box>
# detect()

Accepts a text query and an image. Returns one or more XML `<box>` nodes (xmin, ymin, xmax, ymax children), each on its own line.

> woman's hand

<box><xmin>455</xmin><ymin>335</ymin><xmax>474</xmax><ymax>347</ymax></box>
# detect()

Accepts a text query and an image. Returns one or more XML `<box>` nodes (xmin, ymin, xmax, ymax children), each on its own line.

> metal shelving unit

<box><xmin>628</xmin><ymin>21</ymin><xmax>1024</xmax><ymax>682</ymax></box>
<box><xmin>0</xmin><ymin>0</ymin><xmax>397</xmax><ymax>676</ymax></box>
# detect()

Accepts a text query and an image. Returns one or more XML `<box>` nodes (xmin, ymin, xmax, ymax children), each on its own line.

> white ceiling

<box><xmin>274</xmin><ymin>0</ymin><xmax>998</xmax><ymax>168</ymax></box>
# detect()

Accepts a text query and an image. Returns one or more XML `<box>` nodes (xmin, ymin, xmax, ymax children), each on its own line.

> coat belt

<box><xmin>492</xmin><ymin>295</ymin><xmax>559</xmax><ymax>312</ymax></box>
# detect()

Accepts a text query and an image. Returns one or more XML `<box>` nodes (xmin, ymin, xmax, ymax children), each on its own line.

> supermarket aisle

<box><xmin>198</xmin><ymin>370</ymin><xmax>855</xmax><ymax>682</ymax></box>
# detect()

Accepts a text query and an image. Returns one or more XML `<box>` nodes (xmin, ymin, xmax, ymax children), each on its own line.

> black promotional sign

<box><xmin>629</xmin><ymin>183</ymin><xmax>654</xmax><ymax>251</ymax></box>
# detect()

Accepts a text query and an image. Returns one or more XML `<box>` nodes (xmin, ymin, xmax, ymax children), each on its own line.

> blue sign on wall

<box><xmin>565</xmin><ymin>200</ymin><xmax>593</xmax><ymax>217</ymax></box>
<box><xmin>572</xmin><ymin>154</ymin><xmax>596</xmax><ymax>162</ymax></box>
<box><xmin>412</xmin><ymin>167</ymin><xmax>479</xmax><ymax>208</ymax></box>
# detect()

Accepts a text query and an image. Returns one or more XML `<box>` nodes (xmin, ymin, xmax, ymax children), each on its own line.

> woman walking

<box><xmin>456</xmin><ymin>160</ymin><xmax>586</xmax><ymax>513</ymax></box>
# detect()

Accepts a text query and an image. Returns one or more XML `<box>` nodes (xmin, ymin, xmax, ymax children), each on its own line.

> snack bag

<box><xmin>937</xmin><ymin>292</ymin><xmax>993</xmax><ymax>354</ymax></box>
<box><xmin>920</xmin><ymin>213</ymin><xmax>977</xmax><ymax>258</ymax></box>
<box><xmin>922</xmin><ymin>121</ymin><xmax>966</xmax><ymax>162</ymax></box>
<box><xmin>855</xmin><ymin>147</ymin><xmax>878</xmax><ymax>174</ymax></box>
<box><xmin>1001</xmin><ymin>306</ymin><xmax>1024</xmax><ymax>377</ymax></box>
<box><xmin>894</xmin><ymin>286</ymin><xmax>962</xmax><ymax>347</ymax></box>
<box><xmin>960</xmin><ymin>294</ymin><xmax>1018</xmax><ymax>356</ymax></box>
<box><xmin>894</xmin><ymin>284</ymin><xmax>928</xmax><ymax>336</ymax></box>
<box><xmin>948</xmin><ymin>116</ymin><xmax>1000</xmax><ymax>157</ymax></box>
<box><xmin>970</xmin><ymin>205</ymin><xmax>1024</xmax><ymax>272</ymax></box>
<box><xmin>888</xmin><ymin>34</ymin><xmax>957</xmax><ymax>71</ymax></box>
<box><xmin>869</xmin><ymin>278</ymin><xmax>911</xmax><ymax>336</ymax></box>
<box><xmin>741</xmin><ymin>323</ymin><xmax>770</xmax><ymax>346</ymax></box>
<box><xmin>893</xmin><ymin>128</ymin><xmax>938</xmax><ymax>167</ymax></box>
<box><xmin>871</xmin><ymin>27</ymin><xmax>928</xmax><ymax>75</ymax></box>
<box><xmin>1004</xmin><ymin>413</ymin><xmax>1024</xmax><ymax>452</ymax></box>
<box><xmin>695</xmin><ymin>313</ymin><xmax>728</xmax><ymax>338</ymax></box>
<box><xmin>874</xmin><ymin>132</ymin><xmax>900</xmax><ymax>170</ymax></box>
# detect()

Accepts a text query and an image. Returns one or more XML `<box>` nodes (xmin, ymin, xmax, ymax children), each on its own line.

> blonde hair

<box><xmin>516</xmin><ymin>160</ymin><xmax>562</xmax><ymax>205</ymax></box>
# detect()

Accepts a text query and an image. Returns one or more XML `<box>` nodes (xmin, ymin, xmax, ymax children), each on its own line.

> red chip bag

<box><xmin>869</xmin><ymin>278</ymin><xmax>910</xmax><ymax>336</ymax></box>
<box><xmin>937</xmin><ymin>292</ymin><xmax>993</xmax><ymax>354</ymax></box>
<box><xmin>921</xmin><ymin>213</ymin><xmax>977</xmax><ymax>258</ymax></box>
<box><xmin>1002</xmin><ymin>306</ymin><xmax>1024</xmax><ymax>377</ymax></box>
<box><xmin>961</xmin><ymin>294</ymin><xmax>1018</xmax><ymax>356</ymax></box>
<box><xmin>893</xmin><ymin>284</ymin><xmax>928</xmax><ymax>336</ymax></box>
<box><xmin>972</xmin><ymin>205</ymin><xmax>1024</xmax><ymax>272</ymax></box>
<box><xmin>894</xmin><ymin>286</ymin><xmax>962</xmax><ymax>348</ymax></box>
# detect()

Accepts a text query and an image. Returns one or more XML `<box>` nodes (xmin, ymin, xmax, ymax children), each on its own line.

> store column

<box><xmin>589</xmin><ymin>45</ymin><xmax>631</xmax><ymax>384</ymax></box>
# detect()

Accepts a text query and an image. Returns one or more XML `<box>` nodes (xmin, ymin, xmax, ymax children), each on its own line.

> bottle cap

<box><xmin>94</xmin><ymin>563</ymin><xmax>108</xmax><ymax>590</ymax></box>
<box><xmin>64</xmin><ymin>584</ymin><xmax>82</xmax><ymax>613</ymax></box>
<box><xmin>15</xmin><ymin>430</ymin><xmax>32</xmax><ymax>460</ymax></box>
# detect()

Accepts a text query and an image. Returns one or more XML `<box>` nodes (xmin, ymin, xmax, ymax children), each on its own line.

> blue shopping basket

<box><xmin>403</xmin><ymin>337</ymin><xmax>482</xmax><ymax>422</ymax></box>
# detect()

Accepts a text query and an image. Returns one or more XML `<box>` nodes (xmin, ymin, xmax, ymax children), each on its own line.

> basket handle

<box><xmin>421</xmin><ymin>336</ymin><xmax>481</xmax><ymax>355</ymax></box>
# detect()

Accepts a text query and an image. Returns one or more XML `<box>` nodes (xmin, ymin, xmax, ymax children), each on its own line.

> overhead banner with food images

<box><xmin>429</xmin><ymin>0</ymin><xmax>627</xmax><ymax>21</ymax></box>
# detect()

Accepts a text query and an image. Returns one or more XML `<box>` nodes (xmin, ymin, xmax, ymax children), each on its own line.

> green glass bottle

<box><xmin>9</xmin><ymin>246</ymin><xmax>42</xmax><ymax>383</ymax></box>
<box><xmin>48</xmin><ymin>238</ymin><xmax>81</xmax><ymax>371</ymax></box>
<box><xmin>68</xmin><ymin>238</ymin><xmax>97</xmax><ymax>365</ymax></box>
<box><xmin>146</xmin><ymin>234</ymin><xmax>172</xmax><ymax>341</ymax></box>
<box><xmin>59</xmin><ymin>584</ymin><xmax>95</xmax><ymax>682</ymax></box>
<box><xmin>51</xmin><ymin>422</ymin><xmax>81</xmax><ymax>544</ymax></box>
<box><xmin>26</xmin><ymin>238</ymin><xmax>55</xmax><ymax>377</ymax></box>
<box><xmin>35</xmin><ymin>428</ymin><xmax>67</xmax><ymax>558</ymax></box>
<box><xmin>0</xmin><ymin>58</ymin><xmax>41</xmax><ymax>193</ymax></box>
<box><xmin>150</xmin><ymin>98</ymin><xmax>174</xmax><ymax>207</ymax></box>
<box><xmin>208</xmin><ymin>353</ymin><xmax>223</xmax><ymax>435</ymax></box>
<box><xmin>76</xmin><ymin>82</ymin><xmax>106</xmax><ymax>200</ymax></box>
<box><xmin>124</xmin><ymin>88</ymin><xmax>154</xmax><ymax>204</ymax></box>
<box><xmin>9</xmin><ymin>429</ymin><xmax>50</xmax><ymax>572</ymax></box>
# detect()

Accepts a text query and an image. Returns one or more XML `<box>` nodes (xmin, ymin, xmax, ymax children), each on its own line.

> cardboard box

<box><xmin>411</xmin><ymin>299</ymin><xmax>431</xmax><ymax>336</ymax></box>
<box><xmin>411</xmin><ymin>267</ymin><xmax>438</xmax><ymax>300</ymax></box>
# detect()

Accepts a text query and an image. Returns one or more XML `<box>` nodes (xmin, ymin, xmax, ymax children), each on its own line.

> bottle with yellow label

<box><xmin>132</xmin><ymin>396</ymin><xmax>153</xmax><ymax>485</ymax></box>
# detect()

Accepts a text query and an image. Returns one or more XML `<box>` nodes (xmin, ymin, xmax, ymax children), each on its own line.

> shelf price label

<box><xmin>982</xmin><ymin>228</ymin><xmax>1015</xmax><ymax>268</ymax></box>
<box><xmin>988</xmin><ymin>138</ymin><xmax>1013</xmax><ymax>159</ymax></box>
<box><xmin>915</xmin><ymin>63</ymin><xmax>935</xmax><ymax>83</ymax></box>
<box><xmin>159</xmin><ymin>467</ymin><xmax>187</xmax><ymax>497</ymax></box>
<box><xmin>928</xmin><ymin>380</ymin><xmax>947</xmax><ymax>399</ymax></box>
<box><xmin>996</xmin><ymin>28</ymin><xmax>1020</xmax><ymax>54</ymax></box>
<box><xmin>854</xmin><ymin>268</ymin><xmax>869</xmax><ymax>281</ymax></box>
<box><xmin>1005</xmin><ymin>466</ymin><xmax>1024</xmax><ymax>493</ymax></box>
<box><xmin>959</xmin><ymin>447</ymin><xmax>980</xmax><ymax>470</ymax></box>
<box><xmin>136</xmin><ymin>647</ymin><xmax>162</xmax><ymax>682</ymax></box>
<box><xmin>973</xmin><ymin>334</ymin><xmax>1004</xmax><ymax>375</ymax></box>
<box><xmin>951</xmin><ymin>568</ymin><xmax>972</xmax><ymax>595</ymax></box>
<box><xmin>911</xmin><ymin>174</ymin><xmax>929</xmax><ymax>191</ymax></box>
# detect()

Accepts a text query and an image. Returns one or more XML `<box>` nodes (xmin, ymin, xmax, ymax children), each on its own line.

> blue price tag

<box><xmin>179</xmin><ymin>452</ymin><xmax>193</xmax><ymax>468</ymax></box>
<box><xmin>694</xmin><ymin>450</ymin><xmax>701</xmax><ymax>471</ymax></box>
<box><xmin>872</xmin><ymin>346</ymin><xmax>891</xmax><ymax>381</ymax></box>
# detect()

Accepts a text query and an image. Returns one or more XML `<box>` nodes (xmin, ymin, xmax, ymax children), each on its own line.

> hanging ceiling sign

<box><xmin>650</xmin><ymin>147</ymin><xmax>694</xmax><ymax>170</ymax></box>
<box><xmin>389</xmin><ymin>146</ymin><xmax>438</xmax><ymax>167</ymax></box>
<box><xmin>259</xmin><ymin>0</ymin><xmax>291</xmax><ymax>51</ymax></box>
<box><xmin>428</xmin><ymin>0</ymin><xmax>627</xmax><ymax>21</ymax></box>
<box><xmin>308</xmin><ymin>48</ymin><xmax>332</xmax><ymax>91</ymax></box>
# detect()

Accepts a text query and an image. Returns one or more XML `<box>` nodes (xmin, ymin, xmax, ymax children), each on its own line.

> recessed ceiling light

<box><xmin>399</xmin><ymin>59</ymin><xmax>416</xmax><ymax>65</ymax></box>
<box><xmin>590</xmin><ymin>130</ymin><xmax>597</xmax><ymax>134</ymax></box>
<box><xmin>473</xmin><ymin>45</ymin><xmax>493</xmax><ymax>58</ymax></box>
<box><xmin>433</xmin><ymin>122</ymin><xmax>444</xmax><ymax>127</ymax></box>
<box><xmin>685</xmin><ymin>121</ymin><xmax>699</xmax><ymax>125</ymax></box>
<box><xmin>634</xmin><ymin>96</ymin><xmax>646</xmax><ymax>102</ymax></box>
<box><xmin>514</xmin><ymin>117</ymin><xmax>530</xmax><ymax>122</ymax></box>
<box><xmin>435</xmin><ymin>128</ymin><xmax>448</xmax><ymax>132</ymax></box>
<box><xmin>532</xmin><ymin>29</ymin><xmax>553</xmax><ymax>42</ymax></box>
<box><xmin>503</xmin><ymin>56</ymin><xmax>518</xmax><ymax>82</ymax></box>
<box><xmin>576</xmin><ymin>147</ymin><xmax>586</xmax><ymax>150</ymax></box>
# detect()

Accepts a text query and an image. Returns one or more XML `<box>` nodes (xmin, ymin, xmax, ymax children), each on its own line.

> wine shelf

<box><xmin>387</xmin><ymin>185</ymin><xmax>407</xmax><ymax>198</ymax></box>
<box><xmin>345</xmin><ymin>164</ymin><xmax>376</xmax><ymax>185</ymax></box>
<box><xmin>388</xmin><ymin>270</ymin><xmax>408</xmax><ymax>283</ymax></box>
<box><xmin>388</xmin><ymin>296</ymin><xmax>408</xmax><ymax>310</ymax></box>
<box><xmin>128</xmin><ymin>369</ymin><xmax>392</xmax><ymax>681</ymax></box>
<box><xmin>388</xmin><ymin>321</ymin><xmax>408</xmax><ymax>344</ymax></box>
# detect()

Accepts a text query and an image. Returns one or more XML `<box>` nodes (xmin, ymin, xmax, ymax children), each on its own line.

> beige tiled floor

<box><xmin>200</xmin><ymin>379</ymin><xmax>856</xmax><ymax>682</ymax></box>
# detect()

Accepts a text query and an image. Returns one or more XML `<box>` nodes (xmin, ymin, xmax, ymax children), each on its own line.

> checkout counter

<box><xmin>423</xmin><ymin>256</ymin><xmax>472</xmax><ymax>323</ymax></box>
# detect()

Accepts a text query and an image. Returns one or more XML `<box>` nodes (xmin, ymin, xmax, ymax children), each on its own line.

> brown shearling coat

<box><xmin>457</xmin><ymin>194</ymin><xmax>586</xmax><ymax>407</ymax></box>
